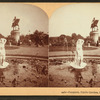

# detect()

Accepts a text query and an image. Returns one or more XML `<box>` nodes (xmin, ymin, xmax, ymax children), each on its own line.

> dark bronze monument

<box><xmin>11</xmin><ymin>16</ymin><xmax>20</xmax><ymax>44</ymax></box>
<box><xmin>90</xmin><ymin>17</ymin><xmax>99</xmax><ymax>44</ymax></box>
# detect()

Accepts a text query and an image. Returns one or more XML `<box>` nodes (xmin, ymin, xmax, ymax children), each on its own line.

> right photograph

<box><xmin>49</xmin><ymin>3</ymin><xmax>100</xmax><ymax>87</ymax></box>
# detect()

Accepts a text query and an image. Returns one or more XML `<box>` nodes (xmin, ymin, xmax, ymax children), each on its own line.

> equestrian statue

<box><xmin>12</xmin><ymin>16</ymin><xmax>20</xmax><ymax>30</ymax></box>
<box><xmin>91</xmin><ymin>17</ymin><xmax>99</xmax><ymax>31</ymax></box>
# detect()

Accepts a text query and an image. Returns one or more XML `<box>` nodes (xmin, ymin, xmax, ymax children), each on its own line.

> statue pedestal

<box><xmin>0</xmin><ymin>62</ymin><xmax>9</xmax><ymax>69</ymax></box>
<box><xmin>11</xmin><ymin>30</ymin><xmax>20</xmax><ymax>43</ymax></box>
<box><xmin>70</xmin><ymin>62</ymin><xmax>87</xmax><ymax>69</ymax></box>
<box><xmin>90</xmin><ymin>31</ymin><xmax>99</xmax><ymax>43</ymax></box>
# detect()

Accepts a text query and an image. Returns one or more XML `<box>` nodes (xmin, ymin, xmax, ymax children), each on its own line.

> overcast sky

<box><xmin>0</xmin><ymin>3</ymin><xmax>48</xmax><ymax>37</ymax></box>
<box><xmin>49</xmin><ymin>3</ymin><xmax>100</xmax><ymax>37</ymax></box>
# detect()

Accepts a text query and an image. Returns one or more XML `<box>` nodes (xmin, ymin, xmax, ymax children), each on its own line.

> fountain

<box><xmin>70</xmin><ymin>39</ymin><xmax>87</xmax><ymax>69</ymax></box>
<box><xmin>0</xmin><ymin>38</ymin><xmax>9</xmax><ymax>68</ymax></box>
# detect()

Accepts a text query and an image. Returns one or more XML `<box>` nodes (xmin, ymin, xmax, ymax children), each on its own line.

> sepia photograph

<box><xmin>1</xmin><ymin>2</ymin><xmax>100</xmax><ymax>96</ymax></box>
<box><xmin>0</xmin><ymin>3</ymin><xmax>48</xmax><ymax>87</ymax></box>
<box><xmin>49</xmin><ymin>3</ymin><xmax>100</xmax><ymax>87</ymax></box>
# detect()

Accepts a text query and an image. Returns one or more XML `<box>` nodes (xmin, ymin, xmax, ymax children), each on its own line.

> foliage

<box><xmin>6</xmin><ymin>35</ymin><xmax>17</xmax><ymax>45</ymax></box>
<box><xmin>6</xmin><ymin>30</ymin><xmax>48</xmax><ymax>46</ymax></box>
<box><xmin>30</xmin><ymin>30</ymin><xmax>48</xmax><ymax>47</ymax></box>
<box><xmin>49</xmin><ymin>33</ymin><xmax>85</xmax><ymax>47</ymax></box>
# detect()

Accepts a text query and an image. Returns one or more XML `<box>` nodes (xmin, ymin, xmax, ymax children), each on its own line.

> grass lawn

<box><xmin>49</xmin><ymin>46</ymin><xmax>98</xmax><ymax>52</ymax></box>
<box><xmin>49</xmin><ymin>46</ymin><xmax>100</xmax><ymax>57</ymax></box>
<box><xmin>5</xmin><ymin>45</ymin><xmax>48</xmax><ymax>57</ymax></box>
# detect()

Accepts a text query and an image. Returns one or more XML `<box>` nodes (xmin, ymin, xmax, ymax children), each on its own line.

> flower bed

<box><xmin>0</xmin><ymin>58</ymin><xmax>48</xmax><ymax>87</ymax></box>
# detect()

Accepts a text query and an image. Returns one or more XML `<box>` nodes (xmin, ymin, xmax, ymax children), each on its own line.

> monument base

<box><xmin>70</xmin><ymin>62</ymin><xmax>87</xmax><ymax>69</ymax></box>
<box><xmin>11</xmin><ymin>30</ymin><xmax>20</xmax><ymax>44</ymax></box>
<box><xmin>90</xmin><ymin>31</ymin><xmax>99</xmax><ymax>43</ymax></box>
<box><xmin>0</xmin><ymin>62</ymin><xmax>9</xmax><ymax>69</ymax></box>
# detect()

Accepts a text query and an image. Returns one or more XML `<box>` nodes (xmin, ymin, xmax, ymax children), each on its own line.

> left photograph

<box><xmin>0</xmin><ymin>3</ymin><xmax>48</xmax><ymax>87</ymax></box>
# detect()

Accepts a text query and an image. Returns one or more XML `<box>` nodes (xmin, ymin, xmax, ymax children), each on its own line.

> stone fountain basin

<box><xmin>0</xmin><ymin>62</ymin><xmax>9</xmax><ymax>69</ymax></box>
<box><xmin>70</xmin><ymin>61</ymin><xmax>87</xmax><ymax>69</ymax></box>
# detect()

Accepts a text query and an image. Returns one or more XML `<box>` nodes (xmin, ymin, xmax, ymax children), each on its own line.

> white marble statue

<box><xmin>0</xmin><ymin>38</ymin><xmax>9</xmax><ymax>68</ymax></box>
<box><xmin>70</xmin><ymin>39</ymin><xmax>86</xmax><ymax>69</ymax></box>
